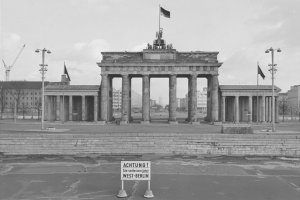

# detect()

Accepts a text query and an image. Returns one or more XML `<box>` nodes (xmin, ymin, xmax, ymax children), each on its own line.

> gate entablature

<box><xmin>98</xmin><ymin>50</ymin><xmax>222</xmax><ymax>76</ymax></box>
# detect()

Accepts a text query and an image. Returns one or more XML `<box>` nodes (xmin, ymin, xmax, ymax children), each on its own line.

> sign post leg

<box><xmin>144</xmin><ymin>180</ymin><xmax>154</xmax><ymax>198</ymax></box>
<box><xmin>117</xmin><ymin>180</ymin><xmax>128</xmax><ymax>198</ymax></box>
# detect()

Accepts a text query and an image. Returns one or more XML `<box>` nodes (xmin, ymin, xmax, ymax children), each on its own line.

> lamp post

<box><xmin>35</xmin><ymin>48</ymin><xmax>51</xmax><ymax>130</ymax></box>
<box><xmin>265</xmin><ymin>47</ymin><xmax>281</xmax><ymax>132</ymax></box>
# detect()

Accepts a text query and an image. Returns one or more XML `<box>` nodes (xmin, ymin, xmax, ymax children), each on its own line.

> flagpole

<box><xmin>159</xmin><ymin>4</ymin><xmax>161</xmax><ymax>32</ymax></box>
<box><xmin>257</xmin><ymin>62</ymin><xmax>259</xmax><ymax>123</ymax></box>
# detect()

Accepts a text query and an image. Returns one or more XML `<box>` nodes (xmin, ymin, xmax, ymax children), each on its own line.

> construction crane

<box><xmin>2</xmin><ymin>44</ymin><xmax>26</xmax><ymax>81</ymax></box>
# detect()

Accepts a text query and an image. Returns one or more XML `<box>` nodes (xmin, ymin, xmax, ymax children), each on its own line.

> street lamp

<box><xmin>36</xmin><ymin>48</ymin><xmax>51</xmax><ymax>130</ymax></box>
<box><xmin>265</xmin><ymin>47</ymin><xmax>281</xmax><ymax>132</ymax></box>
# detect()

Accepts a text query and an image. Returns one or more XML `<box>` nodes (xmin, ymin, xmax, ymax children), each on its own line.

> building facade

<box><xmin>219</xmin><ymin>85</ymin><xmax>280</xmax><ymax>123</ymax></box>
<box><xmin>44</xmin><ymin>75</ymin><xmax>100</xmax><ymax>122</ymax></box>
<box><xmin>0</xmin><ymin>81</ymin><xmax>48</xmax><ymax>118</ymax></box>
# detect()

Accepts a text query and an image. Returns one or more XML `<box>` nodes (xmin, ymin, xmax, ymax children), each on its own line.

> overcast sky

<box><xmin>1</xmin><ymin>0</ymin><xmax>299</xmax><ymax>105</ymax></box>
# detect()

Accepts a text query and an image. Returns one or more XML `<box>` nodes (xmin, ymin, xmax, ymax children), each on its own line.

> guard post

<box><xmin>117</xmin><ymin>161</ymin><xmax>153</xmax><ymax>198</ymax></box>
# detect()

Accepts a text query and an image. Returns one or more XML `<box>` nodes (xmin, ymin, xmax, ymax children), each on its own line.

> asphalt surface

<box><xmin>1</xmin><ymin>119</ymin><xmax>300</xmax><ymax>134</ymax></box>
<box><xmin>0</xmin><ymin>155</ymin><xmax>300</xmax><ymax>200</ymax></box>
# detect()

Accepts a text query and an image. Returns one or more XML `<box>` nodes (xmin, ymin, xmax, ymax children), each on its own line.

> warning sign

<box><xmin>121</xmin><ymin>161</ymin><xmax>151</xmax><ymax>180</ymax></box>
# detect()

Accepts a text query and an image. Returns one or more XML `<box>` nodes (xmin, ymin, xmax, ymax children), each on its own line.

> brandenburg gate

<box><xmin>97</xmin><ymin>31</ymin><xmax>222</xmax><ymax>124</ymax></box>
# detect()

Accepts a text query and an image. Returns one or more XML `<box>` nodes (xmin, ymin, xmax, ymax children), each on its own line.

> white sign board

<box><xmin>121</xmin><ymin>161</ymin><xmax>151</xmax><ymax>180</ymax></box>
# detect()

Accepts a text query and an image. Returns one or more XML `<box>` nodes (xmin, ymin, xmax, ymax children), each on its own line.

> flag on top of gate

<box><xmin>160</xmin><ymin>6</ymin><xmax>170</xmax><ymax>18</ymax></box>
<box><xmin>64</xmin><ymin>62</ymin><xmax>71</xmax><ymax>81</ymax></box>
<box><xmin>257</xmin><ymin>64</ymin><xmax>265</xmax><ymax>79</ymax></box>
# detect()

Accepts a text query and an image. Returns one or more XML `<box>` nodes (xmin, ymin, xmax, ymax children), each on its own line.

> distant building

<box><xmin>0</xmin><ymin>81</ymin><xmax>49</xmax><ymax>118</ymax></box>
<box><xmin>158</xmin><ymin>96</ymin><xmax>163</xmax><ymax>106</ymax></box>
<box><xmin>287</xmin><ymin>85</ymin><xmax>300</xmax><ymax>117</ymax></box>
<box><xmin>113</xmin><ymin>89</ymin><xmax>122</xmax><ymax>110</ymax></box>
<box><xmin>150</xmin><ymin>99</ymin><xmax>156</xmax><ymax>107</ymax></box>
<box><xmin>177</xmin><ymin>97</ymin><xmax>187</xmax><ymax>111</ymax></box>
<box><xmin>181</xmin><ymin>87</ymin><xmax>207</xmax><ymax>113</ymax></box>
<box><xmin>197</xmin><ymin>87</ymin><xmax>207</xmax><ymax>113</ymax></box>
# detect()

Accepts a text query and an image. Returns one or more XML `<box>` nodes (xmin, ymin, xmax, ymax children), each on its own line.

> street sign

<box><xmin>121</xmin><ymin>161</ymin><xmax>151</xmax><ymax>180</ymax></box>
<box><xmin>117</xmin><ymin>161</ymin><xmax>154</xmax><ymax>198</ymax></box>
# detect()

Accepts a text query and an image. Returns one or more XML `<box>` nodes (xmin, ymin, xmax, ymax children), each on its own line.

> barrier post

<box><xmin>117</xmin><ymin>180</ymin><xmax>127</xmax><ymax>198</ymax></box>
<box><xmin>144</xmin><ymin>180</ymin><xmax>154</xmax><ymax>198</ymax></box>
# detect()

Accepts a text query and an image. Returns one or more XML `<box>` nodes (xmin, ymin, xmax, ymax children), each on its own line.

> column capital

<box><xmin>191</xmin><ymin>74</ymin><xmax>197</xmax><ymax>78</ymax></box>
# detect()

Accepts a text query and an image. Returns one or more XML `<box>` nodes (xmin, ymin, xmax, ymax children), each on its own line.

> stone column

<box><xmin>60</xmin><ymin>96</ymin><xmax>65</xmax><ymax>122</ymax></box>
<box><xmin>206</xmin><ymin>76</ymin><xmax>212</xmax><ymax>121</ymax></box>
<box><xmin>211</xmin><ymin>75</ymin><xmax>219</xmax><ymax>122</ymax></box>
<box><xmin>94</xmin><ymin>95</ymin><xmax>98</xmax><ymax>121</ymax></box>
<box><xmin>56</xmin><ymin>95</ymin><xmax>60</xmax><ymax>121</ymax></box>
<box><xmin>269</xmin><ymin>97</ymin><xmax>272</xmax><ymax>122</ymax></box>
<box><xmin>265</xmin><ymin>97</ymin><xmax>268</xmax><ymax>122</ymax></box>
<box><xmin>142</xmin><ymin>75</ymin><xmax>150</xmax><ymax>124</ymax></box>
<box><xmin>82</xmin><ymin>95</ymin><xmax>85</xmax><ymax>121</ymax></box>
<box><xmin>222</xmin><ymin>96</ymin><xmax>226</xmax><ymax>123</ymax></box>
<box><xmin>100</xmin><ymin>74</ymin><xmax>108</xmax><ymax>122</ymax></box>
<box><xmin>69</xmin><ymin>95</ymin><xmax>73</xmax><ymax>121</ymax></box>
<box><xmin>248</xmin><ymin>96</ymin><xmax>252</xmax><ymax>123</ymax></box>
<box><xmin>128</xmin><ymin>77</ymin><xmax>132</xmax><ymax>122</ymax></box>
<box><xmin>235</xmin><ymin>95</ymin><xmax>239</xmax><ymax>123</ymax></box>
<box><xmin>256</xmin><ymin>96</ymin><xmax>259</xmax><ymax>122</ymax></box>
<box><xmin>44</xmin><ymin>95</ymin><xmax>48</xmax><ymax>121</ymax></box>
<box><xmin>261</xmin><ymin>96</ymin><xmax>265</xmax><ymax>122</ymax></box>
<box><xmin>188</xmin><ymin>74</ymin><xmax>197</xmax><ymax>123</ymax></box>
<box><xmin>275</xmin><ymin>96</ymin><xmax>279</xmax><ymax>123</ymax></box>
<box><xmin>48</xmin><ymin>96</ymin><xmax>53</xmax><ymax>121</ymax></box>
<box><xmin>108</xmin><ymin>77</ymin><xmax>113</xmax><ymax>121</ymax></box>
<box><xmin>121</xmin><ymin>74</ymin><xmax>130</xmax><ymax>124</ymax></box>
<box><xmin>169</xmin><ymin>74</ymin><xmax>177</xmax><ymax>124</ymax></box>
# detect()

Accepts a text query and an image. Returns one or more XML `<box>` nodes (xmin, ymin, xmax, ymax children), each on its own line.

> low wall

<box><xmin>221</xmin><ymin>124</ymin><xmax>253</xmax><ymax>134</ymax></box>
<box><xmin>0</xmin><ymin>132</ymin><xmax>299</xmax><ymax>156</ymax></box>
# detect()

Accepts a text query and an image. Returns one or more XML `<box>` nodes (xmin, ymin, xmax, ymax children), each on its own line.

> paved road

<box><xmin>0</xmin><ymin>155</ymin><xmax>299</xmax><ymax>200</ymax></box>
<box><xmin>1</xmin><ymin>119</ymin><xmax>300</xmax><ymax>134</ymax></box>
